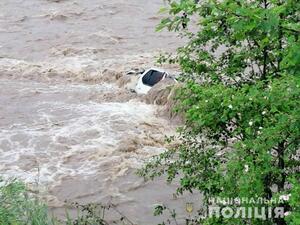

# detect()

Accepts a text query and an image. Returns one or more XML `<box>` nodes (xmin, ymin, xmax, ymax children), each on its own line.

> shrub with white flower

<box><xmin>140</xmin><ymin>1</ymin><xmax>300</xmax><ymax>225</ymax></box>
<box><xmin>244</xmin><ymin>164</ymin><xmax>249</xmax><ymax>173</ymax></box>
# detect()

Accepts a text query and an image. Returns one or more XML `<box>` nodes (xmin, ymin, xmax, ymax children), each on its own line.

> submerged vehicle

<box><xmin>135</xmin><ymin>68</ymin><xmax>169</xmax><ymax>94</ymax></box>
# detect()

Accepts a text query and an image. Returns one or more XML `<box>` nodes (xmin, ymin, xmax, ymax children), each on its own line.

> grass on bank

<box><xmin>0</xmin><ymin>178</ymin><xmax>133</xmax><ymax>225</ymax></box>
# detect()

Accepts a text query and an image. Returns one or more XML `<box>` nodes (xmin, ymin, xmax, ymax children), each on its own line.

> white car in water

<box><xmin>135</xmin><ymin>68</ymin><xmax>169</xmax><ymax>94</ymax></box>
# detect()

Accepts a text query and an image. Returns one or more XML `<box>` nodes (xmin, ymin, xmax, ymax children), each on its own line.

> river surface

<box><xmin>0</xmin><ymin>0</ymin><xmax>202</xmax><ymax>224</ymax></box>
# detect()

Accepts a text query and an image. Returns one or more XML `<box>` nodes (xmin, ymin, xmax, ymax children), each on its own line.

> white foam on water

<box><xmin>0</xmin><ymin>78</ymin><xmax>171</xmax><ymax>188</ymax></box>
<box><xmin>0</xmin><ymin>0</ymin><xmax>182</xmax><ymax>222</ymax></box>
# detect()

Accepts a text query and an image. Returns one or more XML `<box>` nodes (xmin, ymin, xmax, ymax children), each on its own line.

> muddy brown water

<box><xmin>0</xmin><ymin>0</ymin><xmax>202</xmax><ymax>224</ymax></box>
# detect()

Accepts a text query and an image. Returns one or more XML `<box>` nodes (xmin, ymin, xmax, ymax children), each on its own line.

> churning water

<box><xmin>0</xmin><ymin>0</ymin><xmax>201</xmax><ymax>224</ymax></box>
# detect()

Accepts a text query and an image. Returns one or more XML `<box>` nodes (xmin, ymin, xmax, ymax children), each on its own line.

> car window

<box><xmin>142</xmin><ymin>70</ymin><xmax>165</xmax><ymax>86</ymax></box>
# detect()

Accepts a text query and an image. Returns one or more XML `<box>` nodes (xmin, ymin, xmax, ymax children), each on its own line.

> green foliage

<box><xmin>0</xmin><ymin>179</ymin><xmax>133</xmax><ymax>225</ymax></box>
<box><xmin>285</xmin><ymin>178</ymin><xmax>300</xmax><ymax>225</ymax></box>
<box><xmin>0</xmin><ymin>179</ymin><xmax>49</xmax><ymax>225</ymax></box>
<box><xmin>157</xmin><ymin>0</ymin><xmax>300</xmax><ymax>82</ymax></box>
<box><xmin>140</xmin><ymin>0</ymin><xmax>300</xmax><ymax>224</ymax></box>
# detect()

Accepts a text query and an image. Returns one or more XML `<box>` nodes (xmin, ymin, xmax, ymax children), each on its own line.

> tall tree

<box><xmin>140</xmin><ymin>0</ymin><xmax>300</xmax><ymax>224</ymax></box>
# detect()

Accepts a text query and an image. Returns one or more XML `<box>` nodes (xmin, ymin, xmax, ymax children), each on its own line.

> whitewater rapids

<box><xmin>0</xmin><ymin>0</ymin><xmax>202</xmax><ymax>224</ymax></box>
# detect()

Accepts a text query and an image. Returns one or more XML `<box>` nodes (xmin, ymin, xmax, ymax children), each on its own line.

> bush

<box><xmin>0</xmin><ymin>179</ymin><xmax>135</xmax><ymax>225</ymax></box>
<box><xmin>140</xmin><ymin>0</ymin><xmax>300</xmax><ymax>224</ymax></box>
<box><xmin>0</xmin><ymin>179</ymin><xmax>49</xmax><ymax>225</ymax></box>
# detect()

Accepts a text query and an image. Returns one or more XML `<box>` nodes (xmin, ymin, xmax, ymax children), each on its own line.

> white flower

<box><xmin>262</xmin><ymin>111</ymin><xmax>266</xmax><ymax>115</ymax></box>
<box><xmin>249</xmin><ymin>121</ymin><xmax>253</xmax><ymax>126</ymax></box>
<box><xmin>205</xmin><ymin>100</ymin><xmax>208</xmax><ymax>103</ymax></box>
<box><xmin>228</xmin><ymin>104</ymin><xmax>233</xmax><ymax>109</ymax></box>
<box><xmin>244</xmin><ymin>164</ymin><xmax>249</xmax><ymax>172</ymax></box>
<box><xmin>249</xmin><ymin>97</ymin><xmax>253</xmax><ymax>101</ymax></box>
<box><xmin>259</xmin><ymin>127</ymin><xmax>263</xmax><ymax>130</ymax></box>
<box><xmin>284</xmin><ymin>211</ymin><xmax>291</xmax><ymax>217</ymax></box>
<box><xmin>279</xmin><ymin>194</ymin><xmax>291</xmax><ymax>201</ymax></box>
<box><xmin>257</xmin><ymin>131</ymin><xmax>261</xmax><ymax>135</ymax></box>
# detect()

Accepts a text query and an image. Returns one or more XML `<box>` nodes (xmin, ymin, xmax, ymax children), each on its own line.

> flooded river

<box><xmin>0</xmin><ymin>0</ymin><xmax>201</xmax><ymax>224</ymax></box>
